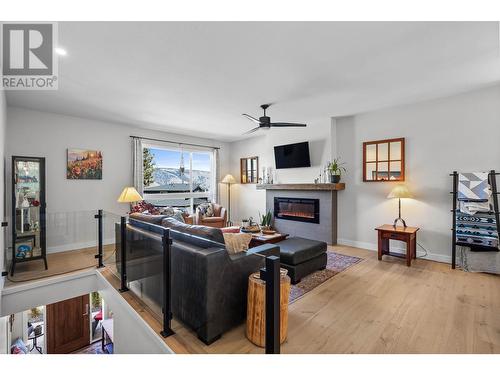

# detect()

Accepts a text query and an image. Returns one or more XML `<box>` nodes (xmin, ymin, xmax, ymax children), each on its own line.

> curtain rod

<box><xmin>130</xmin><ymin>135</ymin><xmax>220</xmax><ymax>150</ymax></box>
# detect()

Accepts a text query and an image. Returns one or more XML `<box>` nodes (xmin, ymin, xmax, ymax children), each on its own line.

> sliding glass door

<box><xmin>142</xmin><ymin>143</ymin><xmax>215</xmax><ymax>213</ymax></box>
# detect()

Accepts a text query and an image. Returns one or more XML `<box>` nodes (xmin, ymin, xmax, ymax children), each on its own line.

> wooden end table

<box><xmin>248</xmin><ymin>232</ymin><xmax>288</xmax><ymax>248</ymax></box>
<box><xmin>375</xmin><ymin>225</ymin><xmax>420</xmax><ymax>267</ymax></box>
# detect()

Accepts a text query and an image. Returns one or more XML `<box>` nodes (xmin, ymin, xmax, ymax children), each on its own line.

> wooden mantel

<box><xmin>256</xmin><ymin>183</ymin><xmax>345</xmax><ymax>191</ymax></box>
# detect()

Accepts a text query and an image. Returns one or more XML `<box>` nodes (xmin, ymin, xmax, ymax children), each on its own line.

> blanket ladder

<box><xmin>450</xmin><ymin>170</ymin><xmax>500</xmax><ymax>269</ymax></box>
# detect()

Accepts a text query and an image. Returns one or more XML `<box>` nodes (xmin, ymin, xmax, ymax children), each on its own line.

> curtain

<box><xmin>213</xmin><ymin>148</ymin><xmax>220</xmax><ymax>203</ymax></box>
<box><xmin>132</xmin><ymin>137</ymin><xmax>144</xmax><ymax>196</ymax></box>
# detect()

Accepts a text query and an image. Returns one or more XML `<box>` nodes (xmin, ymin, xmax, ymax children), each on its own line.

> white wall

<box><xmin>229</xmin><ymin>118</ymin><xmax>334</xmax><ymax>223</ymax></box>
<box><xmin>6</xmin><ymin>107</ymin><xmax>230</xmax><ymax>252</ymax></box>
<box><xmin>0</xmin><ymin>89</ymin><xmax>6</xmax><ymax>313</ymax></box>
<box><xmin>336</xmin><ymin>85</ymin><xmax>500</xmax><ymax>262</ymax></box>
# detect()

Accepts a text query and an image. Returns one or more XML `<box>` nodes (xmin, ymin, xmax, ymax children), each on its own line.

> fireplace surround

<box><xmin>258</xmin><ymin>183</ymin><xmax>345</xmax><ymax>245</ymax></box>
<box><xmin>274</xmin><ymin>197</ymin><xmax>320</xmax><ymax>224</ymax></box>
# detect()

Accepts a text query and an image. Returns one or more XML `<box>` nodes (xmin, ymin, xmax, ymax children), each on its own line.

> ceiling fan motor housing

<box><xmin>259</xmin><ymin>116</ymin><xmax>271</xmax><ymax>126</ymax></box>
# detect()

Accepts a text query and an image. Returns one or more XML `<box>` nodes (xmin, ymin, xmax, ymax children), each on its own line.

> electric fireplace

<box><xmin>274</xmin><ymin>197</ymin><xmax>320</xmax><ymax>224</ymax></box>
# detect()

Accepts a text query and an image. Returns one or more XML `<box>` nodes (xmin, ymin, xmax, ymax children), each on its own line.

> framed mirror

<box><xmin>363</xmin><ymin>138</ymin><xmax>405</xmax><ymax>182</ymax></box>
<box><xmin>240</xmin><ymin>156</ymin><xmax>259</xmax><ymax>184</ymax></box>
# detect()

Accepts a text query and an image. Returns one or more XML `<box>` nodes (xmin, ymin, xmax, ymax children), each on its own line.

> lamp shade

<box><xmin>387</xmin><ymin>184</ymin><xmax>412</xmax><ymax>199</ymax></box>
<box><xmin>117</xmin><ymin>187</ymin><xmax>143</xmax><ymax>203</ymax></box>
<box><xmin>221</xmin><ymin>174</ymin><xmax>237</xmax><ymax>184</ymax></box>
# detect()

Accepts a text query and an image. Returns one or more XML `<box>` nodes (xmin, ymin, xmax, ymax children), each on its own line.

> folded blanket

<box><xmin>458</xmin><ymin>172</ymin><xmax>490</xmax><ymax>201</ymax></box>
<box><xmin>459</xmin><ymin>200</ymin><xmax>491</xmax><ymax>215</ymax></box>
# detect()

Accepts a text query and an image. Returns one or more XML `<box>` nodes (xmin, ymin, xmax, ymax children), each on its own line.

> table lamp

<box><xmin>387</xmin><ymin>184</ymin><xmax>412</xmax><ymax>228</ymax></box>
<box><xmin>221</xmin><ymin>174</ymin><xmax>236</xmax><ymax>226</ymax></box>
<box><xmin>117</xmin><ymin>187</ymin><xmax>143</xmax><ymax>209</ymax></box>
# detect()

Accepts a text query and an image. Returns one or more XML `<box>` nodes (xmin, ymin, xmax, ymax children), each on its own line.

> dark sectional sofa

<box><xmin>119</xmin><ymin>213</ymin><xmax>279</xmax><ymax>345</ymax></box>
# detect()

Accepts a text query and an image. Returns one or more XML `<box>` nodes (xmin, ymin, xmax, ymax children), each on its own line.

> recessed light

<box><xmin>55</xmin><ymin>47</ymin><xmax>67</xmax><ymax>56</ymax></box>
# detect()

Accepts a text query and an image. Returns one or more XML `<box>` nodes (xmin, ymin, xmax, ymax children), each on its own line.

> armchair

<box><xmin>195</xmin><ymin>203</ymin><xmax>227</xmax><ymax>228</ymax></box>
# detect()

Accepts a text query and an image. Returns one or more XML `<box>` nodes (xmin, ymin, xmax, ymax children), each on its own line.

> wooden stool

<box><xmin>246</xmin><ymin>270</ymin><xmax>291</xmax><ymax>347</ymax></box>
<box><xmin>375</xmin><ymin>224</ymin><xmax>420</xmax><ymax>267</ymax></box>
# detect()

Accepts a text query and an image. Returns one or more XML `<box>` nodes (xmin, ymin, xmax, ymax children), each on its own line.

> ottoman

<box><xmin>277</xmin><ymin>237</ymin><xmax>328</xmax><ymax>284</ymax></box>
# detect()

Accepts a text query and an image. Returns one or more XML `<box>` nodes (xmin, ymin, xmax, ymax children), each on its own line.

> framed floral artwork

<box><xmin>67</xmin><ymin>149</ymin><xmax>103</xmax><ymax>180</ymax></box>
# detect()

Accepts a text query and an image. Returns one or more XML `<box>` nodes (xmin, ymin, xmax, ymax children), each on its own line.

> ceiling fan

<box><xmin>242</xmin><ymin>104</ymin><xmax>307</xmax><ymax>134</ymax></box>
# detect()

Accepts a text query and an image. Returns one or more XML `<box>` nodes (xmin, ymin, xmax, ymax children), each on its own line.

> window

<box><xmin>363</xmin><ymin>138</ymin><xmax>405</xmax><ymax>182</ymax></box>
<box><xmin>142</xmin><ymin>144</ymin><xmax>215</xmax><ymax>213</ymax></box>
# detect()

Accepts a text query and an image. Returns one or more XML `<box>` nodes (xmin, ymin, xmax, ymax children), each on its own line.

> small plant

<box><xmin>259</xmin><ymin>210</ymin><xmax>273</xmax><ymax>228</ymax></box>
<box><xmin>328</xmin><ymin>157</ymin><xmax>347</xmax><ymax>176</ymax></box>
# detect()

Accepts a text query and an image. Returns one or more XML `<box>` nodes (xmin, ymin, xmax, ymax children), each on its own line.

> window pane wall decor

<box><xmin>363</xmin><ymin>138</ymin><xmax>405</xmax><ymax>182</ymax></box>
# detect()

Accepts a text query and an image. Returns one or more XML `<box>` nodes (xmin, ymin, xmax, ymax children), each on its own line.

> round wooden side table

<box><xmin>246</xmin><ymin>269</ymin><xmax>291</xmax><ymax>347</ymax></box>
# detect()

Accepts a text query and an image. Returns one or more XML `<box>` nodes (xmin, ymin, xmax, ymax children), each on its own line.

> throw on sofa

<box><xmin>120</xmin><ymin>215</ymin><xmax>279</xmax><ymax>345</ymax></box>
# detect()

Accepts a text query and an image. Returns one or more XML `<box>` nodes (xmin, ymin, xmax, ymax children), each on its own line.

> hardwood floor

<box><xmin>5</xmin><ymin>244</ymin><xmax>115</xmax><ymax>284</ymax></box>
<box><xmin>101</xmin><ymin>245</ymin><xmax>500</xmax><ymax>354</ymax></box>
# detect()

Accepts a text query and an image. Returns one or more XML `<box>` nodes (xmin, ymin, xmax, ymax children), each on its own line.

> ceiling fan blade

<box><xmin>243</xmin><ymin>126</ymin><xmax>262</xmax><ymax>135</ymax></box>
<box><xmin>242</xmin><ymin>114</ymin><xmax>262</xmax><ymax>124</ymax></box>
<box><xmin>270</xmin><ymin>122</ymin><xmax>307</xmax><ymax>127</ymax></box>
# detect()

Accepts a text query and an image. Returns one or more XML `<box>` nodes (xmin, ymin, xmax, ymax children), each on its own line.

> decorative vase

<box><xmin>329</xmin><ymin>174</ymin><xmax>341</xmax><ymax>183</ymax></box>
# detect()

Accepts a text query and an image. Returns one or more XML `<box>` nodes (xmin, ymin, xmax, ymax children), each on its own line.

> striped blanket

<box><xmin>456</xmin><ymin>210</ymin><xmax>498</xmax><ymax>249</ymax></box>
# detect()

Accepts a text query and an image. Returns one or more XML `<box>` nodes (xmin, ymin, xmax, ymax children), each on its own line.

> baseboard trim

<box><xmin>337</xmin><ymin>238</ymin><xmax>452</xmax><ymax>264</ymax></box>
<box><xmin>47</xmin><ymin>238</ymin><xmax>115</xmax><ymax>254</ymax></box>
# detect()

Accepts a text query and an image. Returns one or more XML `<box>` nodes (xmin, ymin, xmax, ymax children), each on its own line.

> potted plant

<box><xmin>259</xmin><ymin>210</ymin><xmax>273</xmax><ymax>231</ymax></box>
<box><xmin>328</xmin><ymin>158</ymin><xmax>347</xmax><ymax>183</ymax></box>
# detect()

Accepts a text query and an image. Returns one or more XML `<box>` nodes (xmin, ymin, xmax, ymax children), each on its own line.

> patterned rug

<box><xmin>289</xmin><ymin>251</ymin><xmax>362</xmax><ymax>303</ymax></box>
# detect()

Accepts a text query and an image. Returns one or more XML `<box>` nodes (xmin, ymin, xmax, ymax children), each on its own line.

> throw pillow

<box><xmin>223</xmin><ymin>232</ymin><xmax>252</xmax><ymax>254</ymax></box>
<box><xmin>197</xmin><ymin>203</ymin><xmax>214</xmax><ymax>218</ymax></box>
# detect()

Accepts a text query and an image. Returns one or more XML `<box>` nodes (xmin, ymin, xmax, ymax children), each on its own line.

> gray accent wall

<box><xmin>266</xmin><ymin>189</ymin><xmax>338</xmax><ymax>244</ymax></box>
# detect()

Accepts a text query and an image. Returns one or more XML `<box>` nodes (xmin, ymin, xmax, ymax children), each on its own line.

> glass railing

<box><xmin>116</xmin><ymin>216</ymin><xmax>284</xmax><ymax>350</ymax></box>
<box><xmin>4</xmin><ymin>209</ymin><xmax>114</xmax><ymax>283</ymax></box>
<box><xmin>101</xmin><ymin>210</ymin><xmax>121</xmax><ymax>279</ymax></box>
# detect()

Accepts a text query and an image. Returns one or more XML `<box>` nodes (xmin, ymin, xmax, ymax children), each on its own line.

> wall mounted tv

<box><xmin>274</xmin><ymin>141</ymin><xmax>311</xmax><ymax>169</ymax></box>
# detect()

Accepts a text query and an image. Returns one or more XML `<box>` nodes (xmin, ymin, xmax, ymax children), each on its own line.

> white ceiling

<box><xmin>6</xmin><ymin>21</ymin><xmax>500</xmax><ymax>141</ymax></box>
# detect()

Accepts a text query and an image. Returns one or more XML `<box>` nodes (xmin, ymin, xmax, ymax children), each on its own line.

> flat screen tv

<box><xmin>274</xmin><ymin>141</ymin><xmax>311</xmax><ymax>169</ymax></box>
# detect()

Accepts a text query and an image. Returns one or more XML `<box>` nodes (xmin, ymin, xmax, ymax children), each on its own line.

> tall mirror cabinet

<box><xmin>11</xmin><ymin>156</ymin><xmax>47</xmax><ymax>276</ymax></box>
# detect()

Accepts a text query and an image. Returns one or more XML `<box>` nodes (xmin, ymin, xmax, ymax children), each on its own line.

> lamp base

<box><xmin>393</xmin><ymin>217</ymin><xmax>407</xmax><ymax>229</ymax></box>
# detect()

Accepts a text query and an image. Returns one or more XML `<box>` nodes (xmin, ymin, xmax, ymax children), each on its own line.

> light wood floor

<box><xmin>100</xmin><ymin>244</ymin><xmax>500</xmax><ymax>354</ymax></box>
<box><xmin>5</xmin><ymin>244</ymin><xmax>115</xmax><ymax>285</ymax></box>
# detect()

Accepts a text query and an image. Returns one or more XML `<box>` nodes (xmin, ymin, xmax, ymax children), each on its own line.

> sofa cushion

<box><xmin>278</xmin><ymin>237</ymin><xmax>327</xmax><ymax>265</ymax></box>
<box><xmin>129</xmin><ymin>212</ymin><xmax>169</xmax><ymax>225</ymax></box>
<box><xmin>161</xmin><ymin>217</ymin><xmax>225</xmax><ymax>244</ymax></box>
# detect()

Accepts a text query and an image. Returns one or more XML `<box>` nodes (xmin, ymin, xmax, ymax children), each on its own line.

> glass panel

<box><xmin>14</xmin><ymin>160</ymin><xmax>42</xmax><ymax>260</ymax></box>
<box><xmin>365</xmin><ymin>162</ymin><xmax>377</xmax><ymax>181</ymax></box>
<box><xmin>143</xmin><ymin>148</ymin><xmax>191</xmax><ymax>194</ymax></box>
<box><xmin>378</xmin><ymin>142</ymin><xmax>389</xmax><ymax>161</ymax></box>
<box><xmin>365</xmin><ymin>144</ymin><xmax>377</xmax><ymax>162</ymax></box>
<box><xmin>90</xmin><ymin>292</ymin><xmax>103</xmax><ymax>342</ymax></box>
<box><xmin>376</xmin><ymin>162</ymin><xmax>389</xmax><ymax>181</ymax></box>
<box><xmin>389</xmin><ymin>161</ymin><xmax>402</xmax><ymax>180</ymax></box>
<box><xmin>390</xmin><ymin>141</ymin><xmax>402</xmax><ymax>160</ymax></box>
<box><xmin>102</xmin><ymin>211</ymin><xmax>121</xmax><ymax>279</ymax></box>
<box><xmin>241</xmin><ymin>159</ymin><xmax>247</xmax><ymax>183</ymax></box>
<box><xmin>124</xmin><ymin>221</ymin><xmax>165</xmax><ymax>320</ymax></box>
<box><xmin>9</xmin><ymin>210</ymin><xmax>100</xmax><ymax>282</ymax></box>
<box><xmin>144</xmin><ymin>197</ymin><xmax>195</xmax><ymax>212</ymax></box>
<box><xmin>192</xmin><ymin>152</ymin><xmax>212</xmax><ymax>193</ymax></box>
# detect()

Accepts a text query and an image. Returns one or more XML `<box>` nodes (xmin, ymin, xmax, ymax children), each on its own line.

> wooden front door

<box><xmin>46</xmin><ymin>294</ymin><xmax>90</xmax><ymax>354</ymax></box>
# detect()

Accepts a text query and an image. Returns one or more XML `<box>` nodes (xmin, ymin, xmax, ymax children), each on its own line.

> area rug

<box><xmin>289</xmin><ymin>251</ymin><xmax>362</xmax><ymax>303</ymax></box>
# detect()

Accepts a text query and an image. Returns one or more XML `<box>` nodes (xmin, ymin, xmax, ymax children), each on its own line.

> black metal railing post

<box><xmin>260</xmin><ymin>255</ymin><xmax>280</xmax><ymax>354</ymax></box>
<box><xmin>119</xmin><ymin>216</ymin><xmax>129</xmax><ymax>292</ymax></box>
<box><xmin>94</xmin><ymin>209</ymin><xmax>104</xmax><ymax>268</ymax></box>
<box><xmin>160</xmin><ymin>228</ymin><xmax>175</xmax><ymax>338</ymax></box>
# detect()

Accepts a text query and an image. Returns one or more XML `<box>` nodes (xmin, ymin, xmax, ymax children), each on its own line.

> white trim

<box><xmin>337</xmin><ymin>238</ymin><xmax>452</xmax><ymax>264</ymax></box>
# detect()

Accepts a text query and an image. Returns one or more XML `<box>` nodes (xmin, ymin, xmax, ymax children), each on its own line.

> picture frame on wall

<box><xmin>67</xmin><ymin>149</ymin><xmax>103</xmax><ymax>180</ymax></box>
